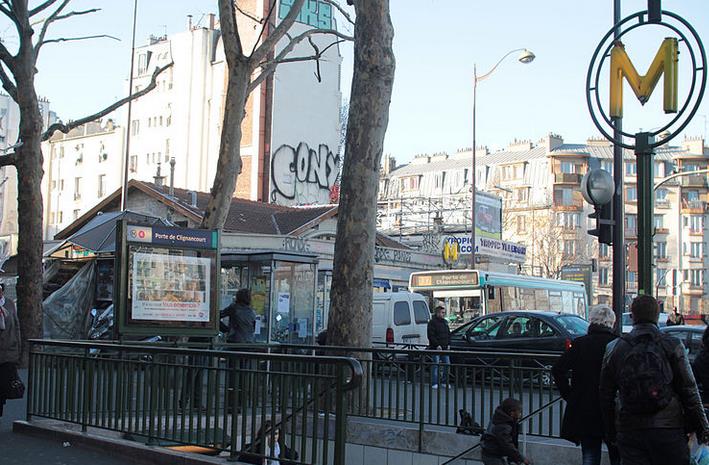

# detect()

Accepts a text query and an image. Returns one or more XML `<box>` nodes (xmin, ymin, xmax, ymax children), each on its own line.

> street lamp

<box><xmin>471</xmin><ymin>48</ymin><xmax>535</xmax><ymax>266</ymax></box>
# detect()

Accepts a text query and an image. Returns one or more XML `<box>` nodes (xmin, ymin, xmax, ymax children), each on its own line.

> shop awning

<box><xmin>45</xmin><ymin>211</ymin><xmax>171</xmax><ymax>257</ymax></box>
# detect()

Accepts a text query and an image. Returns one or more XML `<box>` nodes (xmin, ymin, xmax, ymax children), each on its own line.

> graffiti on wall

<box><xmin>270</xmin><ymin>142</ymin><xmax>340</xmax><ymax>205</ymax></box>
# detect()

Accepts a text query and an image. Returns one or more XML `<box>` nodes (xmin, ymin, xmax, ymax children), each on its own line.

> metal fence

<box><xmin>266</xmin><ymin>343</ymin><xmax>565</xmax><ymax>439</ymax></box>
<box><xmin>26</xmin><ymin>340</ymin><xmax>362</xmax><ymax>465</ymax></box>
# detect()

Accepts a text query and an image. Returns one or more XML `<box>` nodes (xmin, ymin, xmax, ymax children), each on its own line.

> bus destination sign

<box><xmin>410</xmin><ymin>271</ymin><xmax>480</xmax><ymax>289</ymax></box>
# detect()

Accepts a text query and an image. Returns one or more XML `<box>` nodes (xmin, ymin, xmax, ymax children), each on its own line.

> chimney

<box><xmin>187</xmin><ymin>14</ymin><xmax>193</xmax><ymax>30</ymax></box>
<box><xmin>208</xmin><ymin>13</ymin><xmax>216</xmax><ymax>30</ymax></box>
<box><xmin>169</xmin><ymin>157</ymin><xmax>176</xmax><ymax>196</ymax></box>
<box><xmin>188</xmin><ymin>191</ymin><xmax>198</xmax><ymax>207</ymax></box>
<box><xmin>154</xmin><ymin>162</ymin><xmax>165</xmax><ymax>188</ymax></box>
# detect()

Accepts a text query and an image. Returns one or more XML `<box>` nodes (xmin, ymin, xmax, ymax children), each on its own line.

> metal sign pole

<box><xmin>611</xmin><ymin>0</ymin><xmax>626</xmax><ymax>330</ymax></box>
<box><xmin>635</xmin><ymin>132</ymin><xmax>654</xmax><ymax>295</ymax></box>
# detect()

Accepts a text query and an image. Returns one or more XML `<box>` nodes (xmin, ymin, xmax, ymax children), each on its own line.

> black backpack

<box><xmin>618</xmin><ymin>333</ymin><xmax>675</xmax><ymax>414</ymax></box>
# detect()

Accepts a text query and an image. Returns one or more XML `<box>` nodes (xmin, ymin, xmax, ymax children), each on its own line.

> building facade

<box><xmin>41</xmin><ymin>2</ymin><xmax>343</xmax><ymax>236</ymax></box>
<box><xmin>379</xmin><ymin>134</ymin><xmax>709</xmax><ymax>314</ymax></box>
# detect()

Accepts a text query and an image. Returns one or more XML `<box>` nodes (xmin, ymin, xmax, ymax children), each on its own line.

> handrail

<box><xmin>439</xmin><ymin>397</ymin><xmax>563</xmax><ymax>465</ymax></box>
<box><xmin>29</xmin><ymin>339</ymin><xmax>364</xmax><ymax>391</ymax></box>
<box><xmin>71</xmin><ymin>338</ymin><xmax>564</xmax><ymax>361</ymax></box>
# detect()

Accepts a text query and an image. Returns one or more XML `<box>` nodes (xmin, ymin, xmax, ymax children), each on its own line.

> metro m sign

<box><xmin>609</xmin><ymin>38</ymin><xmax>678</xmax><ymax>118</ymax></box>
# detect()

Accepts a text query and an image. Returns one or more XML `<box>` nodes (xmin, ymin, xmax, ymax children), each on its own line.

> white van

<box><xmin>372</xmin><ymin>292</ymin><xmax>430</xmax><ymax>346</ymax></box>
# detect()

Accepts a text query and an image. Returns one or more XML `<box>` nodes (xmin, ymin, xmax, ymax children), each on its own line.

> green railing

<box><xmin>264</xmin><ymin>343</ymin><xmax>564</xmax><ymax>440</ymax></box>
<box><xmin>26</xmin><ymin>340</ymin><xmax>362</xmax><ymax>465</ymax></box>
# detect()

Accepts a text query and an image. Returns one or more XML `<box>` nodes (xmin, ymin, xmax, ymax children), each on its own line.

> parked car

<box><xmin>621</xmin><ymin>312</ymin><xmax>668</xmax><ymax>333</ymax></box>
<box><xmin>372</xmin><ymin>292</ymin><xmax>430</xmax><ymax>347</ymax></box>
<box><xmin>449</xmin><ymin>311</ymin><xmax>589</xmax><ymax>353</ymax></box>
<box><xmin>661</xmin><ymin>324</ymin><xmax>706</xmax><ymax>363</ymax></box>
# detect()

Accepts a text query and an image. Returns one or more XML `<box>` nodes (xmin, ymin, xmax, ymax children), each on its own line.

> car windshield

<box><xmin>554</xmin><ymin>315</ymin><xmax>589</xmax><ymax>337</ymax></box>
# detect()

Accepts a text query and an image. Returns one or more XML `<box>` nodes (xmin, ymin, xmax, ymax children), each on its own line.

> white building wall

<box><xmin>41</xmin><ymin>121</ymin><xmax>125</xmax><ymax>239</ymax></box>
<box><xmin>269</xmin><ymin>1</ymin><xmax>343</xmax><ymax>205</ymax></box>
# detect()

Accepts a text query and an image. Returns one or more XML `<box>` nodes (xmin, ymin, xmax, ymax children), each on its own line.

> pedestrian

<box><xmin>238</xmin><ymin>420</ymin><xmax>299</xmax><ymax>465</ymax></box>
<box><xmin>0</xmin><ymin>283</ymin><xmax>22</xmax><ymax>417</ymax></box>
<box><xmin>480</xmin><ymin>398</ymin><xmax>530</xmax><ymax>465</ymax></box>
<box><xmin>600</xmin><ymin>295</ymin><xmax>709</xmax><ymax>465</ymax></box>
<box><xmin>666</xmin><ymin>307</ymin><xmax>685</xmax><ymax>326</ymax></box>
<box><xmin>220</xmin><ymin>288</ymin><xmax>257</xmax><ymax>344</ymax></box>
<box><xmin>427</xmin><ymin>305</ymin><xmax>450</xmax><ymax>389</ymax></box>
<box><xmin>692</xmin><ymin>325</ymin><xmax>709</xmax><ymax>405</ymax></box>
<box><xmin>551</xmin><ymin>305</ymin><xmax>620</xmax><ymax>465</ymax></box>
<box><xmin>220</xmin><ymin>289</ymin><xmax>257</xmax><ymax>410</ymax></box>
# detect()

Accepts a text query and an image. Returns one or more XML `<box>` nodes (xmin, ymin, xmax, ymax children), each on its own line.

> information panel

<box><xmin>116</xmin><ymin>221</ymin><xmax>220</xmax><ymax>336</ymax></box>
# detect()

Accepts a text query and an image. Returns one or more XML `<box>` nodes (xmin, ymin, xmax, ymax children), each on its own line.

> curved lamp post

<box><xmin>471</xmin><ymin>48</ymin><xmax>535</xmax><ymax>266</ymax></box>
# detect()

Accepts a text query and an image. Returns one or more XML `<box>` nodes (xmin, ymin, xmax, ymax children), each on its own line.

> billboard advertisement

<box><xmin>475</xmin><ymin>191</ymin><xmax>502</xmax><ymax>240</ymax></box>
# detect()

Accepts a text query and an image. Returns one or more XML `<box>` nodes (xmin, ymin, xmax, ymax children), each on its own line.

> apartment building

<box><xmin>378</xmin><ymin>134</ymin><xmax>709</xmax><ymax>314</ymax></box>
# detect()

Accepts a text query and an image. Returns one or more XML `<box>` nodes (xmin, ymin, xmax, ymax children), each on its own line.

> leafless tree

<box><xmin>0</xmin><ymin>0</ymin><xmax>171</xmax><ymax>362</ymax></box>
<box><xmin>528</xmin><ymin>211</ymin><xmax>593</xmax><ymax>279</ymax></box>
<box><xmin>200</xmin><ymin>0</ymin><xmax>353</xmax><ymax>229</ymax></box>
<box><xmin>327</xmin><ymin>0</ymin><xmax>395</xmax><ymax>348</ymax></box>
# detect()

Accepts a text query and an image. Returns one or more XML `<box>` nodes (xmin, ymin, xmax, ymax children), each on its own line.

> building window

<box><xmin>51</xmin><ymin>180</ymin><xmax>57</xmax><ymax>190</ymax></box>
<box><xmin>687</xmin><ymin>215</ymin><xmax>705</xmax><ymax>232</ymax></box>
<box><xmin>159</xmin><ymin>116</ymin><xmax>163</xmax><ymax>126</ymax></box>
<box><xmin>626</xmin><ymin>214</ymin><xmax>637</xmax><ymax>233</ymax></box>
<box><xmin>138</xmin><ymin>53</ymin><xmax>147</xmax><ymax>74</ymax></box>
<box><xmin>463</xmin><ymin>168</ymin><xmax>469</xmax><ymax>184</ymax></box>
<box><xmin>627</xmin><ymin>186</ymin><xmax>637</xmax><ymax>201</ymax></box>
<box><xmin>656</xmin><ymin>188</ymin><xmax>668</xmax><ymax>201</ymax></box>
<box><xmin>73</xmin><ymin>177</ymin><xmax>81</xmax><ymax>200</ymax></box>
<box><xmin>654</xmin><ymin>161</ymin><xmax>665</xmax><ymax>177</ymax></box>
<box><xmin>98</xmin><ymin>174</ymin><xmax>106</xmax><ymax>197</ymax></box>
<box><xmin>599</xmin><ymin>243</ymin><xmax>609</xmax><ymax>258</ymax></box>
<box><xmin>49</xmin><ymin>212</ymin><xmax>55</xmax><ymax>224</ymax></box>
<box><xmin>58</xmin><ymin>211</ymin><xmax>63</xmax><ymax>223</ymax></box>
<box><xmin>689</xmin><ymin>269</ymin><xmax>703</xmax><ymax>286</ymax></box>
<box><xmin>687</xmin><ymin>190</ymin><xmax>700</xmax><ymax>201</ymax></box>
<box><xmin>654</xmin><ymin>241</ymin><xmax>667</xmax><ymax>259</ymax></box>
<box><xmin>690</xmin><ymin>242</ymin><xmax>703</xmax><ymax>258</ymax></box>
<box><xmin>129</xmin><ymin>155</ymin><xmax>138</xmax><ymax>173</ymax></box>
<box><xmin>59</xmin><ymin>147</ymin><xmax>64</xmax><ymax>158</ymax></box>
<box><xmin>517</xmin><ymin>215</ymin><xmax>526</xmax><ymax>233</ymax></box>
<box><xmin>601</xmin><ymin>160</ymin><xmax>613</xmax><ymax>173</ymax></box>
<box><xmin>562</xmin><ymin>240</ymin><xmax>576</xmax><ymax>256</ymax></box>
<box><xmin>654</xmin><ymin>215</ymin><xmax>664</xmax><ymax>229</ymax></box>
<box><xmin>516</xmin><ymin>188</ymin><xmax>528</xmax><ymax>202</ymax></box>
<box><xmin>560</xmin><ymin>161</ymin><xmax>576</xmax><ymax>174</ymax></box>
<box><xmin>59</xmin><ymin>179</ymin><xmax>64</xmax><ymax>191</ymax></box>
<box><xmin>627</xmin><ymin>271</ymin><xmax>637</xmax><ymax>283</ymax></box>
<box><xmin>73</xmin><ymin>209</ymin><xmax>80</xmax><ymax>220</ymax></box>
<box><xmin>557</xmin><ymin>212</ymin><xmax>580</xmax><ymax>228</ymax></box>
<box><xmin>554</xmin><ymin>188</ymin><xmax>574</xmax><ymax>206</ymax></box>
<box><xmin>131</xmin><ymin>120</ymin><xmax>140</xmax><ymax>136</ymax></box>
<box><xmin>599</xmin><ymin>267</ymin><xmax>609</xmax><ymax>285</ymax></box>
<box><xmin>625</xmin><ymin>162</ymin><xmax>637</xmax><ymax>175</ymax></box>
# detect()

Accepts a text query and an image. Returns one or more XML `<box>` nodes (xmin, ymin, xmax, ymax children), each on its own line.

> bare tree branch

<box><xmin>34</xmin><ymin>0</ymin><xmax>70</xmax><ymax>58</ymax></box>
<box><xmin>0</xmin><ymin>3</ymin><xmax>18</xmax><ymax>27</ymax></box>
<box><xmin>42</xmin><ymin>62</ymin><xmax>173</xmax><ymax>141</ymax></box>
<box><xmin>249</xmin><ymin>0</ymin><xmax>306</xmax><ymax>67</ymax></box>
<box><xmin>40</xmin><ymin>34</ymin><xmax>119</xmax><ymax>46</ymax></box>
<box><xmin>234</xmin><ymin>2</ymin><xmax>262</xmax><ymax>24</ymax></box>
<box><xmin>29</xmin><ymin>0</ymin><xmax>61</xmax><ymax>17</ymax></box>
<box><xmin>249</xmin><ymin>0</ymin><xmax>276</xmax><ymax>58</ymax></box>
<box><xmin>249</xmin><ymin>29</ymin><xmax>351</xmax><ymax>93</ymax></box>
<box><xmin>0</xmin><ymin>152</ymin><xmax>16</xmax><ymax>167</ymax></box>
<box><xmin>53</xmin><ymin>8</ymin><xmax>100</xmax><ymax>22</ymax></box>
<box><xmin>321</xmin><ymin>0</ymin><xmax>355</xmax><ymax>26</ymax></box>
<box><xmin>0</xmin><ymin>61</ymin><xmax>17</xmax><ymax>100</ymax></box>
<box><xmin>0</xmin><ymin>41</ymin><xmax>15</xmax><ymax>71</ymax></box>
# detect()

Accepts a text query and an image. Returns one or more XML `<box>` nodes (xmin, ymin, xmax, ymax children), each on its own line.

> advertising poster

<box><xmin>475</xmin><ymin>192</ymin><xmax>502</xmax><ymax>240</ymax></box>
<box><xmin>131</xmin><ymin>252</ymin><xmax>211</xmax><ymax>322</ymax></box>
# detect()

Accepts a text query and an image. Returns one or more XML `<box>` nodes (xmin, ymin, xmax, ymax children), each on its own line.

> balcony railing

<box><xmin>680</xmin><ymin>174</ymin><xmax>709</xmax><ymax>188</ymax></box>
<box><xmin>682</xmin><ymin>200</ymin><xmax>707</xmax><ymax>212</ymax></box>
<box><xmin>554</xmin><ymin>173</ymin><xmax>582</xmax><ymax>184</ymax></box>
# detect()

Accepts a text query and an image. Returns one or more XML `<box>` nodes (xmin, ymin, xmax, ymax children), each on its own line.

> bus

<box><xmin>409</xmin><ymin>269</ymin><xmax>588</xmax><ymax>328</ymax></box>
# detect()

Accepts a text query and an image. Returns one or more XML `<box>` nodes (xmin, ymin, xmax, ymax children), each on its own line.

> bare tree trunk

<box><xmin>327</xmin><ymin>0</ymin><xmax>395</xmax><ymax>348</ymax></box>
<box><xmin>200</xmin><ymin>60</ymin><xmax>250</xmax><ymax>229</ymax></box>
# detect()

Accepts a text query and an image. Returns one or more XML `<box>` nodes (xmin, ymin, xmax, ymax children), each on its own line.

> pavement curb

<box><xmin>12</xmin><ymin>420</ymin><xmax>229</xmax><ymax>465</ymax></box>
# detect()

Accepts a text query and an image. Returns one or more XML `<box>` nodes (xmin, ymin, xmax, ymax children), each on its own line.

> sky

<box><xmin>5</xmin><ymin>0</ymin><xmax>709</xmax><ymax>164</ymax></box>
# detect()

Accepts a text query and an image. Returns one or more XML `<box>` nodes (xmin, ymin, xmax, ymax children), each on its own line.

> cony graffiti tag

<box><xmin>270</xmin><ymin>142</ymin><xmax>340</xmax><ymax>204</ymax></box>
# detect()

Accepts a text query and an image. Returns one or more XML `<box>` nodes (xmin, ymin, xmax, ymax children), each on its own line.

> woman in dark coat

<box><xmin>552</xmin><ymin>305</ymin><xmax>620</xmax><ymax>465</ymax></box>
<box><xmin>692</xmin><ymin>325</ymin><xmax>709</xmax><ymax>405</ymax></box>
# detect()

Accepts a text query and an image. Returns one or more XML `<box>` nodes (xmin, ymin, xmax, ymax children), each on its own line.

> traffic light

<box><xmin>588</xmin><ymin>201</ymin><xmax>613</xmax><ymax>245</ymax></box>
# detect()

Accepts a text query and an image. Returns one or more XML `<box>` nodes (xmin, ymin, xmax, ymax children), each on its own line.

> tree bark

<box><xmin>200</xmin><ymin>59</ymin><xmax>249</xmax><ymax>229</ymax></box>
<box><xmin>327</xmin><ymin>0</ymin><xmax>395</xmax><ymax>348</ymax></box>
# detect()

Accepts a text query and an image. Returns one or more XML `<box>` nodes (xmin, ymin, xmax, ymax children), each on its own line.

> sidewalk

<box><xmin>0</xmin><ymin>370</ymin><xmax>128</xmax><ymax>465</ymax></box>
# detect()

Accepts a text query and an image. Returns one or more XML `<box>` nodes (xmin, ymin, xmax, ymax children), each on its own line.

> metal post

<box><xmin>636</xmin><ymin>132</ymin><xmax>655</xmax><ymax>295</ymax></box>
<box><xmin>471</xmin><ymin>68</ymin><xmax>478</xmax><ymax>267</ymax></box>
<box><xmin>611</xmin><ymin>0</ymin><xmax>626</xmax><ymax>329</ymax></box>
<box><xmin>120</xmin><ymin>0</ymin><xmax>139</xmax><ymax>211</ymax></box>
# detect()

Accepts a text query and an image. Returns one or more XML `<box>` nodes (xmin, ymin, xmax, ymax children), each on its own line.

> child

<box><xmin>480</xmin><ymin>398</ymin><xmax>530</xmax><ymax>465</ymax></box>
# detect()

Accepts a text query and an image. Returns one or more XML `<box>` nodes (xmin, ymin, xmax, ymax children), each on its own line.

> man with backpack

<box><xmin>600</xmin><ymin>295</ymin><xmax>709</xmax><ymax>465</ymax></box>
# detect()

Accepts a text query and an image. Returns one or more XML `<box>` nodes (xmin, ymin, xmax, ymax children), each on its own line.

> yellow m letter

<box><xmin>609</xmin><ymin>38</ymin><xmax>678</xmax><ymax>118</ymax></box>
